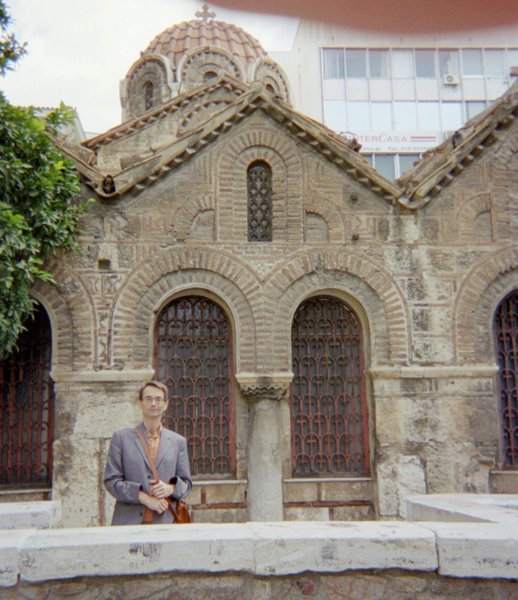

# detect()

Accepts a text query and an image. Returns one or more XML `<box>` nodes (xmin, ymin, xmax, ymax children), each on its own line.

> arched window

<box><xmin>143</xmin><ymin>81</ymin><xmax>154</xmax><ymax>111</ymax></box>
<box><xmin>247</xmin><ymin>161</ymin><xmax>272</xmax><ymax>242</ymax></box>
<box><xmin>290</xmin><ymin>296</ymin><xmax>369</xmax><ymax>477</ymax></box>
<box><xmin>494</xmin><ymin>290</ymin><xmax>518</xmax><ymax>469</ymax></box>
<box><xmin>154</xmin><ymin>296</ymin><xmax>235</xmax><ymax>477</ymax></box>
<box><xmin>0</xmin><ymin>303</ymin><xmax>54</xmax><ymax>488</ymax></box>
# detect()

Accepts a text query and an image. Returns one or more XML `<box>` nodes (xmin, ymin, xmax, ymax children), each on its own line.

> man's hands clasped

<box><xmin>139</xmin><ymin>479</ymin><xmax>176</xmax><ymax>514</ymax></box>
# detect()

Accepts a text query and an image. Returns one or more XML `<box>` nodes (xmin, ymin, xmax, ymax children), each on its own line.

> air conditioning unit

<box><xmin>443</xmin><ymin>73</ymin><xmax>460</xmax><ymax>86</ymax></box>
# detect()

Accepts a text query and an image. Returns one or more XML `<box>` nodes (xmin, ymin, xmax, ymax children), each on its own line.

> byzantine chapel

<box><xmin>1</xmin><ymin>6</ymin><xmax>518</xmax><ymax>527</ymax></box>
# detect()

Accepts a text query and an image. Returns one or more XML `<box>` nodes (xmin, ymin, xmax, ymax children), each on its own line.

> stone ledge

<box><xmin>407</xmin><ymin>493</ymin><xmax>518</xmax><ymax>525</ymax></box>
<box><xmin>3</xmin><ymin>521</ymin><xmax>436</xmax><ymax>586</ymax></box>
<box><xmin>407</xmin><ymin>494</ymin><xmax>518</xmax><ymax>579</ymax></box>
<box><xmin>50</xmin><ymin>369</ymin><xmax>155</xmax><ymax>382</ymax></box>
<box><xmin>0</xmin><ymin>501</ymin><xmax>61</xmax><ymax>530</ymax></box>
<box><xmin>369</xmin><ymin>365</ymin><xmax>499</xmax><ymax>379</ymax></box>
<box><xmin>2</xmin><ymin>496</ymin><xmax>518</xmax><ymax>587</ymax></box>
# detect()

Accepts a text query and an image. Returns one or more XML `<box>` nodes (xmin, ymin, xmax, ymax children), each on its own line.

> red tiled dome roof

<box><xmin>142</xmin><ymin>5</ymin><xmax>267</xmax><ymax>69</ymax></box>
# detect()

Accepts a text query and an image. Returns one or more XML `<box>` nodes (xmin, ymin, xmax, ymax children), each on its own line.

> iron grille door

<box><xmin>291</xmin><ymin>296</ymin><xmax>369</xmax><ymax>477</ymax></box>
<box><xmin>155</xmin><ymin>296</ymin><xmax>235</xmax><ymax>477</ymax></box>
<box><xmin>494</xmin><ymin>291</ymin><xmax>518</xmax><ymax>469</ymax></box>
<box><xmin>0</xmin><ymin>303</ymin><xmax>54</xmax><ymax>487</ymax></box>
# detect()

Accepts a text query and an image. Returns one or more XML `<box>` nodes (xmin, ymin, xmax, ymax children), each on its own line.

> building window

<box><xmin>365</xmin><ymin>154</ymin><xmax>421</xmax><ymax>180</ymax></box>
<box><xmin>438</xmin><ymin>49</ymin><xmax>460</xmax><ymax>78</ymax></box>
<box><xmin>0</xmin><ymin>303</ymin><xmax>54</xmax><ymax>488</ymax></box>
<box><xmin>322</xmin><ymin>48</ymin><xmax>345</xmax><ymax>79</ymax></box>
<box><xmin>290</xmin><ymin>296</ymin><xmax>369</xmax><ymax>477</ymax></box>
<box><xmin>247</xmin><ymin>161</ymin><xmax>272</xmax><ymax>242</ymax></box>
<box><xmin>155</xmin><ymin>296</ymin><xmax>236</xmax><ymax>477</ymax></box>
<box><xmin>485</xmin><ymin>49</ymin><xmax>505</xmax><ymax>76</ymax></box>
<box><xmin>143</xmin><ymin>81</ymin><xmax>154</xmax><ymax>111</ymax></box>
<box><xmin>371</xmin><ymin>102</ymin><xmax>392</xmax><ymax>130</ymax></box>
<box><xmin>369</xmin><ymin>50</ymin><xmax>390</xmax><ymax>78</ymax></box>
<box><xmin>415</xmin><ymin>49</ymin><xmax>436</xmax><ymax>78</ymax></box>
<box><xmin>494</xmin><ymin>291</ymin><xmax>518</xmax><ymax>469</ymax></box>
<box><xmin>398</xmin><ymin>154</ymin><xmax>420</xmax><ymax>174</ymax></box>
<box><xmin>466</xmin><ymin>101</ymin><xmax>487</xmax><ymax>120</ymax></box>
<box><xmin>346</xmin><ymin>49</ymin><xmax>367</xmax><ymax>78</ymax></box>
<box><xmin>392</xmin><ymin>49</ymin><xmax>414</xmax><ymax>78</ymax></box>
<box><xmin>417</xmin><ymin>101</ymin><xmax>440</xmax><ymax>130</ymax></box>
<box><xmin>462</xmin><ymin>49</ymin><xmax>484</xmax><ymax>76</ymax></box>
<box><xmin>441</xmin><ymin>101</ymin><xmax>463</xmax><ymax>131</ymax></box>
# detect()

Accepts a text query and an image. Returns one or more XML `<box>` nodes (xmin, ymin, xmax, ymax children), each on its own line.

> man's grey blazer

<box><xmin>104</xmin><ymin>423</ymin><xmax>192</xmax><ymax>525</ymax></box>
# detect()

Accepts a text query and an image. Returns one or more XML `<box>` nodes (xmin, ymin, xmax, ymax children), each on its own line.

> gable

<box><xmin>60</xmin><ymin>77</ymin><xmax>401</xmax><ymax>206</ymax></box>
<box><xmin>89</xmin><ymin>110</ymin><xmax>394</xmax><ymax>249</ymax></box>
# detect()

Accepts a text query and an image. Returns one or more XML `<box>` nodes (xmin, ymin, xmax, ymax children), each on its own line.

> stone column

<box><xmin>236</xmin><ymin>373</ymin><xmax>293</xmax><ymax>522</ymax></box>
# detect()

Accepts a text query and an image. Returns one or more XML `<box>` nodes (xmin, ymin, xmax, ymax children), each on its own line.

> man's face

<box><xmin>139</xmin><ymin>385</ymin><xmax>168</xmax><ymax>419</ymax></box>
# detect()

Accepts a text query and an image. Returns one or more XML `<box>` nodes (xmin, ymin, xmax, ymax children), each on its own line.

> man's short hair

<box><xmin>139</xmin><ymin>380</ymin><xmax>168</xmax><ymax>400</ymax></box>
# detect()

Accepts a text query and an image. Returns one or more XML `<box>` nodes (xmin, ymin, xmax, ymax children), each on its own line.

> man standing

<box><xmin>104</xmin><ymin>381</ymin><xmax>192</xmax><ymax>525</ymax></box>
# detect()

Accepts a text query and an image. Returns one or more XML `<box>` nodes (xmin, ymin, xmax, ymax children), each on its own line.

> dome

<box><xmin>142</xmin><ymin>4</ymin><xmax>267</xmax><ymax>70</ymax></box>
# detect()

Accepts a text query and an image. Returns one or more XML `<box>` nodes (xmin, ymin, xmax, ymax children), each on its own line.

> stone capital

<box><xmin>235</xmin><ymin>372</ymin><xmax>293</xmax><ymax>402</ymax></box>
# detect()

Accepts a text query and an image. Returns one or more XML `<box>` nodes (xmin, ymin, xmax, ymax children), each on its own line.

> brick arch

<box><xmin>457</xmin><ymin>191</ymin><xmax>493</xmax><ymax>242</ymax></box>
<box><xmin>108</xmin><ymin>246</ymin><xmax>262</xmax><ymax>371</ymax></box>
<box><xmin>305</xmin><ymin>196</ymin><xmax>346</xmax><ymax>243</ymax></box>
<box><xmin>31</xmin><ymin>262</ymin><xmax>96</xmax><ymax>370</ymax></box>
<box><xmin>263</xmin><ymin>250</ymin><xmax>410</xmax><ymax>372</ymax></box>
<box><xmin>217</xmin><ymin>124</ymin><xmax>303</xmax><ymax>242</ymax></box>
<box><xmin>454</xmin><ymin>246</ymin><xmax>518</xmax><ymax>363</ymax></box>
<box><xmin>174</xmin><ymin>194</ymin><xmax>215</xmax><ymax>242</ymax></box>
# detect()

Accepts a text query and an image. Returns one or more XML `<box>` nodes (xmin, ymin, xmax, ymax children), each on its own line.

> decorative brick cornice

<box><xmin>235</xmin><ymin>372</ymin><xmax>293</xmax><ymax>402</ymax></box>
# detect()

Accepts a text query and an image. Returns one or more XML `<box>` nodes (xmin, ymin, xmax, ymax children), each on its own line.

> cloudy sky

<box><xmin>2</xmin><ymin>0</ymin><xmax>298</xmax><ymax>135</ymax></box>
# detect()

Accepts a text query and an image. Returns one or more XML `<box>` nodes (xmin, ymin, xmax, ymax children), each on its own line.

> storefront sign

<box><xmin>341</xmin><ymin>131</ymin><xmax>440</xmax><ymax>153</ymax></box>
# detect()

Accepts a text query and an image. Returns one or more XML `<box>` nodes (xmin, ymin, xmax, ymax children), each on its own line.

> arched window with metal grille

<box><xmin>0</xmin><ymin>303</ymin><xmax>54</xmax><ymax>489</ymax></box>
<box><xmin>154</xmin><ymin>296</ymin><xmax>236</xmax><ymax>477</ymax></box>
<box><xmin>247</xmin><ymin>160</ymin><xmax>272</xmax><ymax>242</ymax></box>
<box><xmin>494</xmin><ymin>290</ymin><xmax>518</xmax><ymax>469</ymax></box>
<box><xmin>290</xmin><ymin>296</ymin><xmax>369</xmax><ymax>477</ymax></box>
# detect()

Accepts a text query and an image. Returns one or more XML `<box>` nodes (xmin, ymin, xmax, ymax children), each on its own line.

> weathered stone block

<box><xmin>489</xmin><ymin>471</ymin><xmax>518</xmax><ymax>494</ymax></box>
<box><xmin>203</xmin><ymin>482</ymin><xmax>246</xmax><ymax>505</ymax></box>
<box><xmin>377</xmin><ymin>457</ymin><xmax>426</xmax><ymax>518</ymax></box>
<box><xmin>283</xmin><ymin>481</ymin><xmax>319</xmax><ymax>503</ymax></box>
<box><xmin>319</xmin><ymin>480</ymin><xmax>373</xmax><ymax>503</ymax></box>
<box><xmin>192</xmin><ymin>508</ymin><xmax>248</xmax><ymax>523</ymax></box>
<box><xmin>0</xmin><ymin>530</ymin><xmax>28</xmax><ymax>587</ymax></box>
<box><xmin>0</xmin><ymin>501</ymin><xmax>61</xmax><ymax>530</ymax></box>
<box><xmin>330</xmin><ymin>505</ymin><xmax>374</xmax><ymax>521</ymax></box>
<box><xmin>284</xmin><ymin>506</ymin><xmax>330</xmax><ymax>521</ymax></box>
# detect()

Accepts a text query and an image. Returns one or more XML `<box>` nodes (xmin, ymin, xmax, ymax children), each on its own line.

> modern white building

<box><xmin>271</xmin><ymin>21</ymin><xmax>518</xmax><ymax>179</ymax></box>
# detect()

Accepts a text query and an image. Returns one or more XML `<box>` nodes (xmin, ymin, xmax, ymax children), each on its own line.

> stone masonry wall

<box><xmin>31</xmin><ymin>110</ymin><xmax>518</xmax><ymax>526</ymax></box>
<box><xmin>4</xmin><ymin>571</ymin><xmax>518</xmax><ymax>600</ymax></box>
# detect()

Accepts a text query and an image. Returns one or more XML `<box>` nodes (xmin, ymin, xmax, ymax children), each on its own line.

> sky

<box><xmin>2</xmin><ymin>0</ymin><xmax>298</xmax><ymax>135</ymax></box>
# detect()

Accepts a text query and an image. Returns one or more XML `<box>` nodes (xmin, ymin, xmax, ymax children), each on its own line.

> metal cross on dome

<box><xmin>196</xmin><ymin>4</ymin><xmax>216</xmax><ymax>20</ymax></box>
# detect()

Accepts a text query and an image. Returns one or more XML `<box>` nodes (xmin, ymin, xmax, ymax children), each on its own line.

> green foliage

<box><xmin>0</xmin><ymin>3</ymin><xmax>26</xmax><ymax>76</ymax></box>
<box><xmin>0</xmin><ymin>3</ymin><xmax>91</xmax><ymax>357</ymax></box>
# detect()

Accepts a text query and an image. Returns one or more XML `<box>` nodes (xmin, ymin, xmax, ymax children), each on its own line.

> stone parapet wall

<box><xmin>1</xmin><ymin>496</ymin><xmax>517</xmax><ymax>598</ymax></box>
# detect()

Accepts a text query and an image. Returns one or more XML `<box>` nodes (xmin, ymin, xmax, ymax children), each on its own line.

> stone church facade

<box><xmin>1</xmin><ymin>7</ymin><xmax>518</xmax><ymax>527</ymax></box>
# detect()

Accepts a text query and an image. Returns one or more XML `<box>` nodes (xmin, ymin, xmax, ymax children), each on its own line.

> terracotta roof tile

<box><xmin>143</xmin><ymin>16</ymin><xmax>267</xmax><ymax>69</ymax></box>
